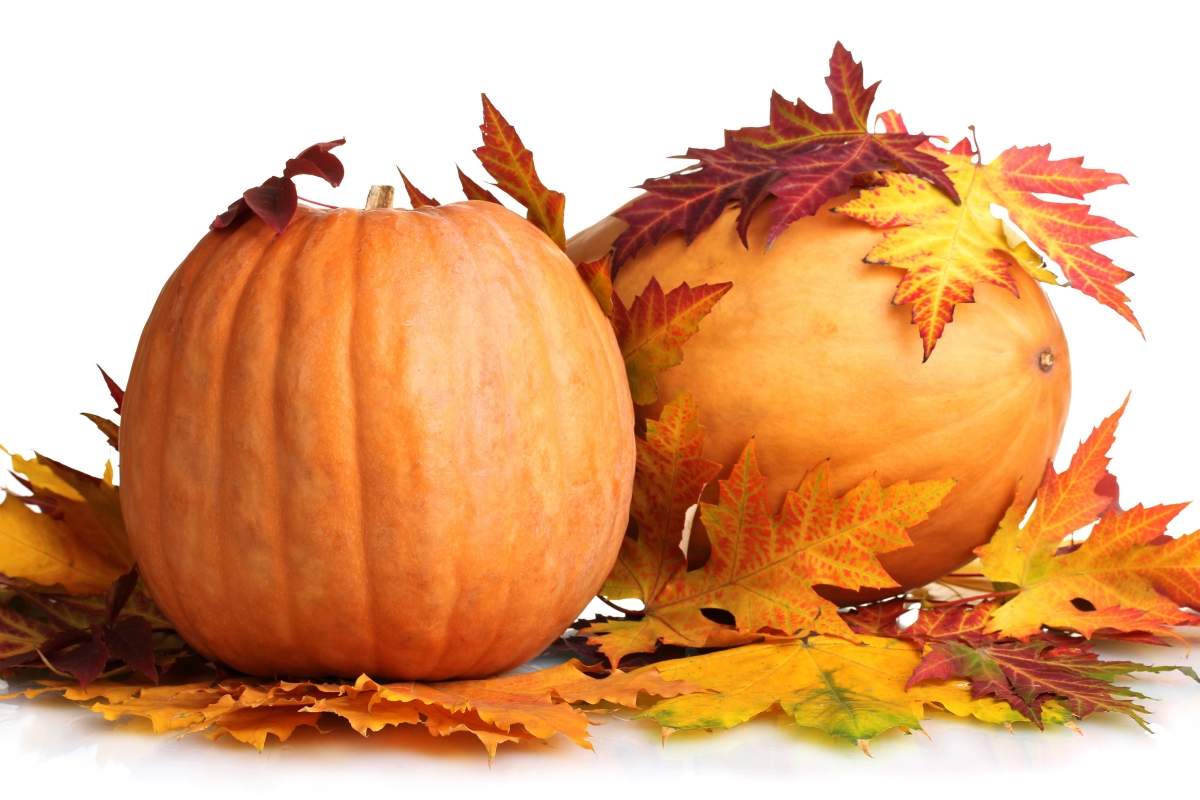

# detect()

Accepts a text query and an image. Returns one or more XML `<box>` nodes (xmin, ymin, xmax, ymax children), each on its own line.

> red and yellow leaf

<box><xmin>977</xmin><ymin>398</ymin><xmax>1200</xmax><ymax>639</ymax></box>
<box><xmin>397</xmin><ymin>169</ymin><xmax>440</xmax><ymax>208</ymax></box>
<box><xmin>838</xmin><ymin>141</ymin><xmax>1134</xmax><ymax>358</ymax></box>
<box><xmin>612</xmin><ymin>278</ymin><xmax>732</xmax><ymax>406</ymax></box>
<box><xmin>473</xmin><ymin>94</ymin><xmax>566</xmax><ymax>249</ymax></box>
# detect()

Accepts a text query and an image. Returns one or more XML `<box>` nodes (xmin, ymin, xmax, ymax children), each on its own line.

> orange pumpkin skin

<box><xmin>121</xmin><ymin>201</ymin><xmax>635</xmax><ymax>680</ymax></box>
<box><xmin>568</xmin><ymin>198</ymin><xmax>1070</xmax><ymax>602</ymax></box>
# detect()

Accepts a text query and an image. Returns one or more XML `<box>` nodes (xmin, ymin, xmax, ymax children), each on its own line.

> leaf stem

<box><xmin>927</xmin><ymin>589</ymin><xmax>1019</xmax><ymax>608</ymax></box>
<box><xmin>298</xmin><ymin>196</ymin><xmax>339</xmax><ymax>209</ymax></box>
<box><xmin>944</xmin><ymin>573</ymin><xmax>985</xmax><ymax>578</ymax></box>
<box><xmin>597</xmin><ymin>595</ymin><xmax>645</xmax><ymax>620</ymax></box>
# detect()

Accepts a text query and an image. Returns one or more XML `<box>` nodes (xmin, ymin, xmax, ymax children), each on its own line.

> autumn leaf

<box><xmin>397</xmin><ymin>168</ymin><xmax>440</xmax><ymax>208</ymax></box>
<box><xmin>610</xmin><ymin>42</ymin><xmax>953</xmax><ymax>269</ymax></box>
<box><xmin>457</xmin><ymin>166</ymin><xmax>501</xmax><ymax>204</ymax></box>
<box><xmin>473</xmin><ymin>94</ymin><xmax>566</xmax><ymax>249</ymax></box>
<box><xmin>837</xmin><ymin>138</ymin><xmax>1133</xmax><ymax>359</ymax></box>
<box><xmin>612</xmin><ymin>278</ymin><xmax>732</xmax><ymax>406</ymax></box>
<box><xmin>576</xmin><ymin>252</ymin><xmax>615</xmax><ymax>317</ymax></box>
<box><xmin>211</xmin><ymin>139</ymin><xmax>346</xmax><ymax>235</ymax></box>
<box><xmin>6</xmin><ymin>658</ymin><xmax>699</xmax><ymax>757</ymax></box>
<box><xmin>0</xmin><ymin>449</ymin><xmax>132</xmax><ymax>594</ymax></box>
<box><xmin>584</xmin><ymin>399</ymin><xmax>953</xmax><ymax>666</ymax></box>
<box><xmin>976</xmin><ymin>398</ymin><xmax>1200</xmax><ymax>640</ymax></box>
<box><xmin>636</xmin><ymin>635</ymin><xmax>1053</xmax><ymax>753</ymax></box>
<box><xmin>903</xmin><ymin>602</ymin><xmax>1198</xmax><ymax>730</ymax></box>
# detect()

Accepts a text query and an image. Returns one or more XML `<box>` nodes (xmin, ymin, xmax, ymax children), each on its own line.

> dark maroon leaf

<box><xmin>103</xmin><ymin>616</ymin><xmax>158</xmax><ymax>683</ymax></box>
<box><xmin>282</xmin><ymin>138</ymin><xmax>346</xmax><ymax>186</ymax></box>
<box><xmin>105</xmin><ymin>566</ymin><xmax>139</xmax><ymax>626</ymax></box>
<box><xmin>242</xmin><ymin>176</ymin><xmax>299</xmax><ymax>235</ymax></box>
<box><xmin>211</xmin><ymin>197</ymin><xmax>251</xmax><ymax>230</ymax></box>
<box><xmin>838</xmin><ymin>598</ymin><xmax>908</xmax><ymax>636</ymax></box>
<box><xmin>49</xmin><ymin>625</ymin><xmax>109</xmax><ymax>689</ymax></box>
<box><xmin>97</xmin><ymin>366</ymin><xmax>124</xmax><ymax>415</ymax></box>
<box><xmin>610</xmin><ymin>42</ymin><xmax>955</xmax><ymax>271</ymax></box>
<box><xmin>612</xmin><ymin>138</ymin><xmax>786</xmax><ymax>270</ymax></box>
<box><xmin>458</xmin><ymin>166</ymin><xmax>501</xmax><ymax>204</ymax></box>
<box><xmin>211</xmin><ymin>139</ymin><xmax>345</xmax><ymax>234</ymax></box>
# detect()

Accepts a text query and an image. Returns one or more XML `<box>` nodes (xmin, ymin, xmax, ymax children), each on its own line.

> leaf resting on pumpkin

<box><xmin>837</xmin><ymin>136</ymin><xmax>1133</xmax><ymax>359</ymax></box>
<box><xmin>610</xmin><ymin>42</ymin><xmax>953</xmax><ymax>269</ymax></box>
<box><xmin>583</xmin><ymin>395</ymin><xmax>954</xmax><ymax>666</ymax></box>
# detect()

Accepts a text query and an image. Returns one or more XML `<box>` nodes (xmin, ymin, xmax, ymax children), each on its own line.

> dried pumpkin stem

<box><xmin>365</xmin><ymin>185</ymin><xmax>395</xmax><ymax>210</ymax></box>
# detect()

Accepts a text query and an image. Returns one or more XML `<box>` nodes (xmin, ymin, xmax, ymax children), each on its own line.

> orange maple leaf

<box><xmin>584</xmin><ymin>395</ymin><xmax>954</xmax><ymax>665</ymax></box>
<box><xmin>612</xmin><ymin>278</ymin><xmax>732</xmax><ymax>406</ymax></box>
<box><xmin>977</xmin><ymin>398</ymin><xmax>1200</xmax><ymax>640</ymax></box>
<box><xmin>837</xmin><ymin>134</ymin><xmax>1132</xmax><ymax>359</ymax></box>
<box><xmin>5</xmin><ymin>659</ymin><xmax>699</xmax><ymax>758</ymax></box>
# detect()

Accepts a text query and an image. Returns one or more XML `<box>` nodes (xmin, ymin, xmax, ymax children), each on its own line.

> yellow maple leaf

<box><xmin>634</xmin><ymin>635</ymin><xmax>1065</xmax><ymax>752</ymax></box>
<box><xmin>837</xmin><ymin>141</ymin><xmax>1132</xmax><ymax>359</ymax></box>
<box><xmin>0</xmin><ymin>448</ymin><xmax>132</xmax><ymax>593</ymax></box>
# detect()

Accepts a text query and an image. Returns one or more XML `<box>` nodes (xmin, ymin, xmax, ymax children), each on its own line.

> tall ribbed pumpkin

<box><xmin>121</xmin><ymin>200</ymin><xmax>635</xmax><ymax>680</ymax></box>
<box><xmin>568</xmin><ymin>198</ymin><xmax>1070</xmax><ymax>602</ymax></box>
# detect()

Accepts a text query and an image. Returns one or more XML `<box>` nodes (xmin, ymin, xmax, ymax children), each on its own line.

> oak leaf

<box><xmin>837</xmin><ymin>138</ymin><xmax>1132</xmax><ymax>359</ymax></box>
<box><xmin>976</xmin><ymin>398</ymin><xmax>1200</xmax><ymax>640</ymax></box>
<box><xmin>610</xmin><ymin>42</ymin><xmax>953</xmax><ymax>269</ymax></box>
<box><xmin>474</xmin><ymin>94</ymin><xmax>566</xmax><ymax>249</ymax></box>
<box><xmin>584</xmin><ymin>396</ymin><xmax>953</xmax><ymax>665</ymax></box>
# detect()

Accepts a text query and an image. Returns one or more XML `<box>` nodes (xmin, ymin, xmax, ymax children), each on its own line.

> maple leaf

<box><xmin>6</xmin><ymin>659</ymin><xmax>699</xmax><ymax>758</ymax></box>
<box><xmin>0</xmin><ymin>449</ymin><xmax>132</xmax><ymax>594</ymax></box>
<box><xmin>584</xmin><ymin>398</ymin><xmax>953</xmax><ymax>666</ymax></box>
<box><xmin>612</xmin><ymin>278</ymin><xmax>732</xmax><ymax>406</ymax></box>
<box><xmin>976</xmin><ymin>398</ymin><xmax>1200</xmax><ymax>640</ymax></box>
<box><xmin>211</xmin><ymin>139</ymin><xmax>345</xmax><ymax>234</ymax></box>
<box><xmin>903</xmin><ymin>602</ymin><xmax>1197</xmax><ymax>730</ymax></box>
<box><xmin>636</xmin><ymin>635</ymin><xmax>1052</xmax><ymax>752</ymax></box>
<box><xmin>397</xmin><ymin>168</ymin><xmax>440</xmax><ymax>208</ymax></box>
<box><xmin>610</xmin><ymin>43</ymin><xmax>954</xmax><ymax>269</ymax></box>
<box><xmin>837</xmin><ymin>139</ymin><xmax>1133</xmax><ymax>359</ymax></box>
<box><xmin>575</xmin><ymin>252</ymin><xmax>615</xmax><ymax>317</ymax></box>
<box><xmin>473</xmin><ymin>95</ymin><xmax>566</xmax><ymax>249</ymax></box>
<box><xmin>457</xmin><ymin>166</ymin><xmax>501</xmax><ymax>204</ymax></box>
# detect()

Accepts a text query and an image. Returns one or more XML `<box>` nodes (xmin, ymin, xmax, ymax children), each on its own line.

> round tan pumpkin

<box><xmin>568</xmin><ymin>197</ymin><xmax>1070</xmax><ymax>603</ymax></box>
<box><xmin>121</xmin><ymin>201</ymin><xmax>635</xmax><ymax>680</ymax></box>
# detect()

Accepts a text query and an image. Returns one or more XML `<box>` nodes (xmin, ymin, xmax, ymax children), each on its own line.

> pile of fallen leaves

<box><xmin>2</xmin><ymin>374</ymin><xmax>1197</xmax><ymax>757</ymax></box>
<box><xmin>4</xmin><ymin>43</ymin><xmax>1199</xmax><ymax>759</ymax></box>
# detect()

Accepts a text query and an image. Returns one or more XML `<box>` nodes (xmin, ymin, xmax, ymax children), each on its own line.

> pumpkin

<box><xmin>121</xmin><ymin>199</ymin><xmax>635</xmax><ymax>681</ymax></box>
<box><xmin>567</xmin><ymin>197</ymin><xmax>1070</xmax><ymax>603</ymax></box>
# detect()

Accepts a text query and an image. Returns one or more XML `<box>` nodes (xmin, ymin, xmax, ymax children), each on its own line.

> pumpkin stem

<box><xmin>365</xmin><ymin>185</ymin><xmax>395</xmax><ymax>210</ymax></box>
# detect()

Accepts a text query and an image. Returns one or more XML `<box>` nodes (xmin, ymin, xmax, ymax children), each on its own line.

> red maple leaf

<box><xmin>610</xmin><ymin>43</ymin><xmax>953</xmax><ymax>270</ymax></box>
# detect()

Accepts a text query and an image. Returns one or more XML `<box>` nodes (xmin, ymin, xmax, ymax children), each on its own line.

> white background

<box><xmin>2</xmin><ymin>0</ymin><xmax>1198</xmax><ymax>796</ymax></box>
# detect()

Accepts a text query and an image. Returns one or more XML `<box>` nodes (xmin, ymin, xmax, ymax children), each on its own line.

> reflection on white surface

<box><xmin>3</xmin><ymin>639</ymin><xmax>1198</xmax><ymax>796</ymax></box>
